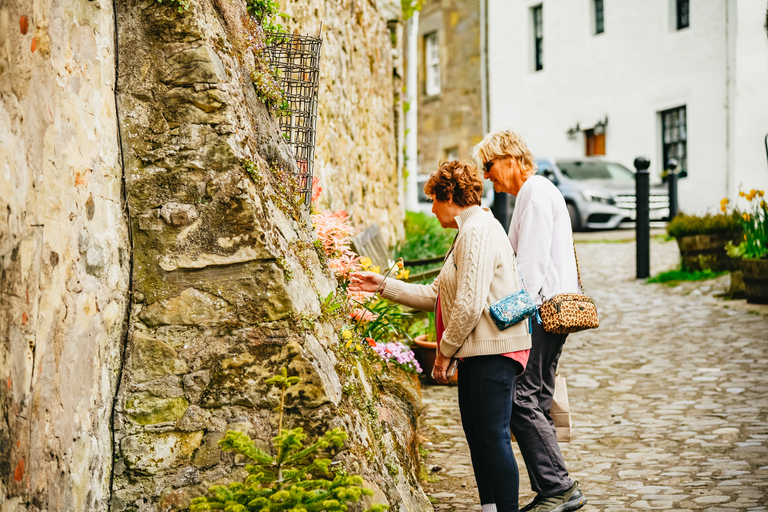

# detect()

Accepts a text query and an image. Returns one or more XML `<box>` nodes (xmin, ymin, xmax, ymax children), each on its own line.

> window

<box><xmin>584</xmin><ymin>129</ymin><xmax>606</xmax><ymax>156</ymax></box>
<box><xmin>661</xmin><ymin>106</ymin><xmax>687</xmax><ymax>173</ymax></box>
<box><xmin>425</xmin><ymin>32</ymin><xmax>441</xmax><ymax>96</ymax></box>
<box><xmin>532</xmin><ymin>5</ymin><xmax>543</xmax><ymax>71</ymax></box>
<box><xmin>676</xmin><ymin>0</ymin><xmax>689</xmax><ymax>29</ymax></box>
<box><xmin>594</xmin><ymin>0</ymin><xmax>604</xmax><ymax>34</ymax></box>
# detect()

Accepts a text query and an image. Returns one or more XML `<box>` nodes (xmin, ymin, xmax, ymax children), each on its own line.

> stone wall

<box><xmin>282</xmin><ymin>0</ymin><xmax>406</xmax><ymax>247</ymax></box>
<box><xmin>411</xmin><ymin>0</ymin><xmax>484</xmax><ymax>170</ymax></box>
<box><xmin>111</xmin><ymin>1</ymin><xmax>429</xmax><ymax>510</ymax></box>
<box><xmin>0</xmin><ymin>0</ymin><xmax>131</xmax><ymax>510</ymax></box>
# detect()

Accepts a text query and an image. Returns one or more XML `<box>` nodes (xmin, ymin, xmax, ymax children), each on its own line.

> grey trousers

<box><xmin>510</xmin><ymin>318</ymin><xmax>574</xmax><ymax>497</ymax></box>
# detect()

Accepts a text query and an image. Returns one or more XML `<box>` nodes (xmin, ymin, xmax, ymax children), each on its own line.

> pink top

<box><xmin>436</xmin><ymin>295</ymin><xmax>529</xmax><ymax>374</ymax></box>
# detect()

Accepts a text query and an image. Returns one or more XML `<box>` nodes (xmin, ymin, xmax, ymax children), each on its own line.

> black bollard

<box><xmin>666</xmin><ymin>158</ymin><xmax>679</xmax><ymax>220</ymax></box>
<box><xmin>635</xmin><ymin>157</ymin><xmax>651</xmax><ymax>279</ymax></box>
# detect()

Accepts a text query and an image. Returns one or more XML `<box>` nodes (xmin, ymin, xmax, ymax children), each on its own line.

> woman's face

<box><xmin>431</xmin><ymin>197</ymin><xmax>461</xmax><ymax>229</ymax></box>
<box><xmin>484</xmin><ymin>157</ymin><xmax>527</xmax><ymax>196</ymax></box>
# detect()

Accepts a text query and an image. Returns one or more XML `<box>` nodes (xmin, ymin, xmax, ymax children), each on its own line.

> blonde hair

<box><xmin>473</xmin><ymin>130</ymin><xmax>538</xmax><ymax>178</ymax></box>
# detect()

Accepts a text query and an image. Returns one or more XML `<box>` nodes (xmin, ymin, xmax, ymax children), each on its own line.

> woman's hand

<box><xmin>348</xmin><ymin>271</ymin><xmax>385</xmax><ymax>294</ymax></box>
<box><xmin>431</xmin><ymin>351</ymin><xmax>452</xmax><ymax>384</ymax></box>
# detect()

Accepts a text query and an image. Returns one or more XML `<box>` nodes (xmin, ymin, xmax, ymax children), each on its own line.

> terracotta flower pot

<box><xmin>740</xmin><ymin>258</ymin><xmax>768</xmax><ymax>304</ymax></box>
<box><xmin>412</xmin><ymin>334</ymin><xmax>458</xmax><ymax>384</ymax></box>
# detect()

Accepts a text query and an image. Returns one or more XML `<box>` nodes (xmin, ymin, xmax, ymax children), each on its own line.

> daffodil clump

<box><xmin>724</xmin><ymin>189</ymin><xmax>768</xmax><ymax>260</ymax></box>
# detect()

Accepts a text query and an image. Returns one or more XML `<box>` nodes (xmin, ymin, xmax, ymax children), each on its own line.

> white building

<box><xmin>486</xmin><ymin>0</ymin><xmax>768</xmax><ymax>213</ymax></box>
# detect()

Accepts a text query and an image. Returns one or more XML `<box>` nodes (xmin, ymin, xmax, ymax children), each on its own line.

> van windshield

<box><xmin>558</xmin><ymin>161</ymin><xmax>635</xmax><ymax>181</ymax></box>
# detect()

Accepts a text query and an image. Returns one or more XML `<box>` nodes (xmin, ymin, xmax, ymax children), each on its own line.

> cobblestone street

<box><xmin>419</xmin><ymin>235</ymin><xmax>768</xmax><ymax>511</ymax></box>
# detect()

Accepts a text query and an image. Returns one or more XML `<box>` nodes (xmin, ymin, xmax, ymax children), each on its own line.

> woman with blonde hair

<box><xmin>474</xmin><ymin>130</ymin><xmax>587</xmax><ymax>512</ymax></box>
<box><xmin>350</xmin><ymin>160</ymin><xmax>531</xmax><ymax>512</ymax></box>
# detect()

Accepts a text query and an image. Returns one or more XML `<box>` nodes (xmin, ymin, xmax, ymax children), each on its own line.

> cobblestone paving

<box><xmin>419</xmin><ymin>237</ymin><xmax>768</xmax><ymax>511</ymax></box>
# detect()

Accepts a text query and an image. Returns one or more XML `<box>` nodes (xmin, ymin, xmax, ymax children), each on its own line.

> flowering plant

<box><xmin>723</xmin><ymin>189</ymin><xmax>768</xmax><ymax>260</ymax></box>
<box><xmin>371</xmin><ymin>342</ymin><xmax>422</xmax><ymax>375</ymax></box>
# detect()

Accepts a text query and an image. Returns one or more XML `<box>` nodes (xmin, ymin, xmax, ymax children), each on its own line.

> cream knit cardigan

<box><xmin>382</xmin><ymin>206</ymin><xmax>532</xmax><ymax>359</ymax></box>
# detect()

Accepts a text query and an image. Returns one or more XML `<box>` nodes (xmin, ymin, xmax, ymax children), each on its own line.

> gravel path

<box><xmin>419</xmin><ymin>236</ymin><xmax>768</xmax><ymax>511</ymax></box>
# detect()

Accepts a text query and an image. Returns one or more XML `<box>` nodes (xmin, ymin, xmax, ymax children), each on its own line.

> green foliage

<box><xmin>247</xmin><ymin>0</ymin><xmax>291</xmax><ymax>33</ymax></box>
<box><xmin>394</xmin><ymin>211</ymin><xmax>454</xmax><ymax>277</ymax></box>
<box><xmin>155</xmin><ymin>0</ymin><xmax>190</xmax><ymax>13</ymax></box>
<box><xmin>647</xmin><ymin>268</ymin><xmax>727</xmax><ymax>286</ymax></box>
<box><xmin>401</xmin><ymin>0</ymin><xmax>426</xmax><ymax>20</ymax></box>
<box><xmin>666</xmin><ymin>212</ymin><xmax>741</xmax><ymax>239</ymax></box>
<box><xmin>190</xmin><ymin>368</ymin><xmax>387</xmax><ymax>512</ymax></box>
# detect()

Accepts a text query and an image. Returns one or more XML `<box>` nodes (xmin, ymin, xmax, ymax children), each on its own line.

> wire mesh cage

<box><xmin>265</xmin><ymin>31</ymin><xmax>323</xmax><ymax>206</ymax></box>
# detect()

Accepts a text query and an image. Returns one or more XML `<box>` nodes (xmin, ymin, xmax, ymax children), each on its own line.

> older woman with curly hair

<box><xmin>350</xmin><ymin>160</ymin><xmax>531</xmax><ymax>512</ymax></box>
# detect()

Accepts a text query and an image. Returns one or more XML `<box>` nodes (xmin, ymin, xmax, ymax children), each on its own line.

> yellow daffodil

<box><xmin>359</xmin><ymin>257</ymin><xmax>373</xmax><ymax>270</ymax></box>
<box><xmin>396</xmin><ymin>260</ymin><xmax>404</xmax><ymax>269</ymax></box>
<box><xmin>720</xmin><ymin>198</ymin><xmax>729</xmax><ymax>205</ymax></box>
<box><xmin>743</xmin><ymin>213</ymin><xmax>751</xmax><ymax>222</ymax></box>
<box><xmin>720</xmin><ymin>204</ymin><xmax>727</xmax><ymax>213</ymax></box>
<box><xmin>739</xmin><ymin>191</ymin><xmax>746</xmax><ymax>197</ymax></box>
<box><xmin>761</xmin><ymin>200</ymin><xmax>767</xmax><ymax>209</ymax></box>
<box><xmin>750</xmin><ymin>189</ymin><xmax>757</xmax><ymax>197</ymax></box>
<box><xmin>759</xmin><ymin>190</ymin><xmax>765</xmax><ymax>197</ymax></box>
<box><xmin>396</xmin><ymin>268</ymin><xmax>410</xmax><ymax>280</ymax></box>
<box><xmin>371</xmin><ymin>265</ymin><xmax>381</xmax><ymax>274</ymax></box>
<box><xmin>345</xmin><ymin>339</ymin><xmax>353</xmax><ymax>349</ymax></box>
<box><xmin>342</xmin><ymin>329</ymin><xmax>352</xmax><ymax>340</ymax></box>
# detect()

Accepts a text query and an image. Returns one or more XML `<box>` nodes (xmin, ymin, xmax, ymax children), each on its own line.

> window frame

<box><xmin>676</xmin><ymin>0</ymin><xmax>689</xmax><ymax>30</ymax></box>
<box><xmin>424</xmin><ymin>31</ymin><xmax>441</xmax><ymax>96</ymax></box>
<box><xmin>594</xmin><ymin>0</ymin><xmax>604</xmax><ymax>34</ymax></box>
<box><xmin>660</xmin><ymin>106</ymin><xmax>687</xmax><ymax>174</ymax></box>
<box><xmin>531</xmin><ymin>5</ymin><xmax>543</xmax><ymax>71</ymax></box>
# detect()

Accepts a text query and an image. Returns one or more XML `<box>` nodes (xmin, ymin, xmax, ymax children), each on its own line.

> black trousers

<box><xmin>458</xmin><ymin>355</ymin><xmax>521</xmax><ymax>512</ymax></box>
<box><xmin>510</xmin><ymin>319</ymin><xmax>573</xmax><ymax>497</ymax></box>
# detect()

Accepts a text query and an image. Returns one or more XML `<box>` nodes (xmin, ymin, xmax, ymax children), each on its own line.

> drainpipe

<box><xmin>480</xmin><ymin>0</ymin><xmax>490</xmax><ymax>134</ymax></box>
<box><xmin>724</xmin><ymin>0</ymin><xmax>735</xmax><ymax>198</ymax></box>
<box><xmin>405</xmin><ymin>12</ymin><xmax>419</xmax><ymax>211</ymax></box>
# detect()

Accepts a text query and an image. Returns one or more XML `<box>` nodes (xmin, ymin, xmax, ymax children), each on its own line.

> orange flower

<box><xmin>366</xmin><ymin>337</ymin><xmax>377</xmax><ymax>347</ymax></box>
<box><xmin>396</xmin><ymin>260</ymin><xmax>404</xmax><ymax>269</ymax></box>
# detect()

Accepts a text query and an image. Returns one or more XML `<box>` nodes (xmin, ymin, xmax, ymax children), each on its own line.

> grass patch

<box><xmin>647</xmin><ymin>268</ymin><xmax>727</xmax><ymax>286</ymax></box>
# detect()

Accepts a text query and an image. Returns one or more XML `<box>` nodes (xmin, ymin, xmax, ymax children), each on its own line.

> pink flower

<box><xmin>311</xmin><ymin>176</ymin><xmax>323</xmax><ymax>203</ymax></box>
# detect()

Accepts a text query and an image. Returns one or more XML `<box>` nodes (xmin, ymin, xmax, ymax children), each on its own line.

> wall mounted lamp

<box><xmin>593</xmin><ymin>116</ymin><xmax>609</xmax><ymax>135</ymax></box>
<box><xmin>566</xmin><ymin>123</ymin><xmax>580</xmax><ymax>140</ymax></box>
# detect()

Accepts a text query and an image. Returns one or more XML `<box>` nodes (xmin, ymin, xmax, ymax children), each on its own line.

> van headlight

<box><xmin>582</xmin><ymin>189</ymin><xmax>615</xmax><ymax>205</ymax></box>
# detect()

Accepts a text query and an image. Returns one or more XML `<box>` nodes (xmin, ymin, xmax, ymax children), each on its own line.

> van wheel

<box><xmin>567</xmin><ymin>203</ymin><xmax>583</xmax><ymax>232</ymax></box>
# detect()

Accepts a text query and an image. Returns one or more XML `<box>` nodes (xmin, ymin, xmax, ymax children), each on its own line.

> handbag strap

<box><xmin>573</xmin><ymin>243</ymin><xmax>584</xmax><ymax>293</ymax></box>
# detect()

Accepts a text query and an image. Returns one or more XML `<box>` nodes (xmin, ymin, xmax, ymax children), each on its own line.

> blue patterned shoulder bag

<box><xmin>488</xmin><ymin>247</ymin><xmax>538</xmax><ymax>331</ymax></box>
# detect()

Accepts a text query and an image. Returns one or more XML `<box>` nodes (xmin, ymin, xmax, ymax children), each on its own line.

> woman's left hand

<box><xmin>431</xmin><ymin>351</ymin><xmax>452</xmax><ymax>384</ymax></box>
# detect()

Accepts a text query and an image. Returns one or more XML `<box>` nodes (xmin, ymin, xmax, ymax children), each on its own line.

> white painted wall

<box><xmin>487</xmin><ymin>0</ymin><xmax>768</xmax><ymax>214</ymax></box>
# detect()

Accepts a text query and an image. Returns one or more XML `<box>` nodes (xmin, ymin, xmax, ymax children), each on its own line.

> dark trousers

<box><xmin>510</xmin><ymin>319</ymin><xmax>573</xmax><ymax>497</ymax></box>
<box><xmin>458</xmin><ymin>355</ymin><xmax>521</xmax><ymax>512</ymax></box>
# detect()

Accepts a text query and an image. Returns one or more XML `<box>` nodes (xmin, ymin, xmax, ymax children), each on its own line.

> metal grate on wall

<box><xmin>265</xmin><ymin>29</ymin><xmax>323</xmax><ymax>206</ymax></box>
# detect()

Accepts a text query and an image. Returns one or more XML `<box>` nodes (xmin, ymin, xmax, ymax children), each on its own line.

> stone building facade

<box><xmin>406</xmin><ymin>0</ymin><xmax>485</xmax><ymax>175</ymax></box>
<box><xmin>0</xmin><ymin>1</ymin><xmax>427</xmax><ymax>511</ymax></box>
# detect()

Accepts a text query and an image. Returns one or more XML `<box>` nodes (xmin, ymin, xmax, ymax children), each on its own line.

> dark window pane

<box><xmin>677</xmin><ymin>0</ymin><xmax>689</xmax><ymax>29</ymax></box>
<box><xmin>595</xmin><ymin>0</ymin><xmax>604</xmax><ymax>34</ymax></box>
<box><xmin>661</xmin><ymin>106</ymin><xmax>687</xmax><ymax>173</ymax></box>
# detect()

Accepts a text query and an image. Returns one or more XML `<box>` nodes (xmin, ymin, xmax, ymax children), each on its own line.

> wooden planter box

<box><xmin>740</xmin><ymin>258</ymin><xmax>768</xmax><ymax>304</ymax></box>
<box><xmin>676</xmin><ymin>233</ymin><xmax>741</xmax><ymax>272</ymax></box>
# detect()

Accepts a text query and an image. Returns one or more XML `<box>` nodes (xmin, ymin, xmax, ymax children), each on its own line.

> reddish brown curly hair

<box><xmin>424</xmin><ymin>160</ymin><xmax>484</xmax><ymax>207</ymax></box>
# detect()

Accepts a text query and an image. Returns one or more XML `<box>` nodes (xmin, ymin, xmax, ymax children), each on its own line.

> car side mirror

<box><xmin>678</xmin><ymin>169</ymin><xmax>688</xmax><ymax>179</ymax></box>
<box><xmin>542</xmin><ymin>169</ymin><xmax>558</xmax><ymax>184</ymax></box>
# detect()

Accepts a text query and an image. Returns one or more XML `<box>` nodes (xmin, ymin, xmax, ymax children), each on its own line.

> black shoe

<box><xmin>520</xmin><ymin>494</ymin><xmax>545</xmax><ymax>512</ymax></box>
<box><xmin>528</xmin><ymin>481</ymin><xmax>587</xmax><ymax>512</ymax></box>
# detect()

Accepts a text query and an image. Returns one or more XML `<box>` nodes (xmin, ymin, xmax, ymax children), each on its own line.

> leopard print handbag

<box><xmin>540</xmin><ymin>246</ymin><xmax>599</xmax><ymax>334</ymax></box>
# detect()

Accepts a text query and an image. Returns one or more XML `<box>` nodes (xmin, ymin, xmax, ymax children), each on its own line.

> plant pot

<box><xmin>412</xmin><ymin>335</ymin><xmax>458</xmax><ymax>384</ymax></box>
<box><xmin>740</xmin><ymin>258</ymin><xmax>768</xmax><ymax>304</ymax></box>
<box><xmin>676</xmin><ymin>233</ymin><xmax>741</xmax><ymax>271</ymax></box>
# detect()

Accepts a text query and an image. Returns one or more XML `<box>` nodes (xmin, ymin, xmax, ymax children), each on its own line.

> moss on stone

<box><xmin>125</xmin><ymin>392</ymin><xmax>189</xmax><ymax>425</ymax></box>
